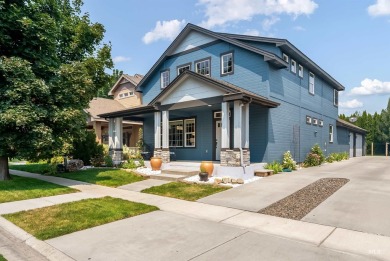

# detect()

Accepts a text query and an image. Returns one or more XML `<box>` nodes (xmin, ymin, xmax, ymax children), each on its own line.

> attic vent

<box><xmin>214</xmin><ymin>111</ymin><xmax>231</xmax><ymax>119</ymax></box>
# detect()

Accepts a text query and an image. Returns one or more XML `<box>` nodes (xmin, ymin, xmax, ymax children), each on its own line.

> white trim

<box><xmin>291</xmin><ymin>59</ymin><xmax>297</xmax><ymax>74</ymax></box>
<box><xmin>306</xmin><ymin>116</ymin><xmax>312</xmax><ymax>124</ymax></box>
<box><xmin>309</xmin><ymin>72</ymin><xmax>315</xmax><ymax>94</ymax></box>
<box><xmin>177</xmin><ymin>65</ymin><xmax>190</xmax><ymax>75</ymax></box>
<box><xmin>283</xmin><ymin>53</ymin><xmax>289</xmax><ymax>63</ymax></box>
<box><xmin>329</xmin><ymin>124</ymin><xmax>334</xmax><ymax>143</ymax></box>
<box><xmin>195</xmin><ymin>58</ymin><xmax>210</xmax><ymax>76</ymax></box>
<box><xmin>184</xmin><ymin>119</ymin><xmax>196</xmax><ymax>147</ymax></box>
<box><xmin>333</xmin><ymin>89</ymin><xmax>339</xmax><ymax>106</ymax></box>
<box><xmin>221</xmin><ymin>52</ymin><xmax>233</xmax><ymax>75</ymax></box>
<box><xmin>160</xmin><ymin>71</ymin><xmax>170</xmax><ymax>89</ymax></box>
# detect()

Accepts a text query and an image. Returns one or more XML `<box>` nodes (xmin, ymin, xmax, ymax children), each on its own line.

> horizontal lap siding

<box><xmin>249</xmin><ymin>104</ymin><xmax>269</xmax><ymax>163</ymax></box>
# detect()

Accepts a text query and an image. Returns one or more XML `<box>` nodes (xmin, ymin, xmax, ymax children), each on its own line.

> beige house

<box><xmin>85</xmin><ymin>74</ymin><xmax>143</xmax><ymax>148</ymax></box>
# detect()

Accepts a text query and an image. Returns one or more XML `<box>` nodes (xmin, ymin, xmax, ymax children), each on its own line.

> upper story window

<box><xmin>291</xmin><ymin>59</ymin><xmax>297</xmax><ymax>74</ymax></box>
<box><xmin>119</xmin><ymin>91</ymin><xmax>134</xmax><ymax>99</ymax></box>
<box><xmin>177</xmin><ymin>64</ymin><xmax>191</xmax><ymax>75</ymax></box>
<box><xmin>309</xmin><ymin>72</ymin><xmax>315</xmax><ymax>94</ymax></box>
<box><xmin>334</xmin><ymin>90</ymin><xmax>339</xmax><ymax>106</ymax></box>
<box><xmin>298</xmin><ymin>64</ymin><xmax>303</xmax><ymax>78</ymax></box>
<box><xmin>221</xmin><ymin>52</ymin><xmax>233</xmax><ymax>75</ymax></box>
<box><xmin>195</xmin><ymin>58</ymin><xmax>210</xmax><ymax>76</ymax></box>
<box><xmin>283</xmin><ymin>53</ymin><xmax>289</xmax><ymax>63</ymax></box>
<box><xmin>329</xmin><ymin>124</ymin><xmax>334</xmax><ymax>143</ymax></box>
<box><xmin>161</xmin><ymin>70</ymin><xmax>170</xmax><ymax>89</ymax></box>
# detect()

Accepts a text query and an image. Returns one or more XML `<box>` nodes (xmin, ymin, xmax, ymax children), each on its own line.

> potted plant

<box><xmin>199</xmin><ymin>165</ymin><xmax>209</xmax><ymax>182</ymax></box>
<box><xmin>200</xmin><ymin>161</ymin><xmax>214</xmax><ymax>177</ymax></box>
<box><xmin>150</xmin><ymin>157</ymin><xmax>162</xmax><ymax>171</ymax></box>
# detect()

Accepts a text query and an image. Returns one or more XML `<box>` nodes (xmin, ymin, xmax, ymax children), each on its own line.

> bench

<box><xmin>254</xmin><ymin>169</ymin><xmax>274</xmax><ymax>177</ymax></box>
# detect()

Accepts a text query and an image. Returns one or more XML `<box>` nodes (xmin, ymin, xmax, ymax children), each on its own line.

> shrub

<box><xmin>104</xmin><ymin>155</ymin><xmax>114</xmax><ymax>167</ymax></box>
<box><xmin>282</xmin><ymin>151</ymin><xmax>297</xmax><ymax>170</ymax></box>
<box><xmin>122</xmin><ymin>159</ymin><xmax>137</xmax><ymax>169</ymax></box>
<box><xmin>71</xmin><ymin>131</ymin><xmax>104</xmax><ymax>165</ymax></box>
<box><xmin>264</xmin><ymin>161</ymin><xmax>283</xmax><ymax>174</ymax></box>
<box><xmin>326</xmin><ymin>153</ymin><xmax>335</xmax><ymax>163</ymax></box>
<box><xmin>304</xmin><ymin>152</ymin><xmax>321</xmax><ymax>167</ymax></box>
<box><xmin>311</xmin><ymin>144</ymin><xmax>325</xmax><ymax>164</ymax></box>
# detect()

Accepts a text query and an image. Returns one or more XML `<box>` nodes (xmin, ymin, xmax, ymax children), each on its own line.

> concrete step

<box><xmin>161</xmin><ymin>169</ymin><xmax>199</xmax><ymax>176</ymax></box>
<box><xmin>150</xmin><ymin>173</ymin><xmax>190</xmax><ymax>181</ymax></box>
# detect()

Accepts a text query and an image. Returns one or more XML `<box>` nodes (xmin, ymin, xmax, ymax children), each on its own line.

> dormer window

<box><xmin>161</xmin><ymin>70</ymin><xmax>170</xmax><ymax>89</ymax></box>
<box><xmin>119</xmin><ymin>91</ymin><xmax>134</xmax><ymax>99</ymax></box>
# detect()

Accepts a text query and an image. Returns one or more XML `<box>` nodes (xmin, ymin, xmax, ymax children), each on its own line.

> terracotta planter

<box><xmin>200</xmin><ymin>161</ymin><xmax>214</xmax><ymax>177</ymax></box>
<box><xmin>150</xmin><ymin>157</ymin><xmax>162</xmax><ymax>171</ymax></box>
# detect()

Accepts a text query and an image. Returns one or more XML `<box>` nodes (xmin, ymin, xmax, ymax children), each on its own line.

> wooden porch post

<box><xmin>233</xmin><ymin>100</ymin><xmax>242</xmax><ymax>148</ymax></box>
<box><xmin>221</xmin><ymin>102</ymin><xmax>230</xmax><ymax>148</ymax></box>
<box><xmin>154</xmin><ymin>111</ymin><xmax>161</xmax><ymax>149</ymax></box>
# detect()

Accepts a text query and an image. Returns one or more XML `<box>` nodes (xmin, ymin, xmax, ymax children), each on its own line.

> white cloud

<box><xmin>262</xmin><ymin>16</ymin><xmax>280</xmax><ymax>31</ymax></box>
<box><xmin>293</xmin><ymin>25</ymin><xmax>306</xmax><ymax>31</ymax></box>
<box><xmin>339</xmin><ymin>99</ymin><xmax>364</xmax><ymax>109</ymax></box>
<box><xmin>349</xmin><ymin>78</ymin><xmax>390</xmax><ymax>95</ymax></box>
<box><xmin>243</xmin><ymin>29</ymin><xmax>261</xmax><ymax>36</ymax></box>
<box><xmin>368</xmin><ymin>0</ymin><xmax>390</xmax><ymax>16</ymax></box>
<box><xmin>112</xmin><ymin>56</ymin><xmax>131</xmax><ymax>63</ymax></box>
<box><xmin>142</xmin><ymin>20</ymin><xmax>186</xmax><ymax>44</ymax></box>
<box><xmin>198</xmin><ymin>0</ymin><xmax>318</xmax><ymax>28</ymax></box>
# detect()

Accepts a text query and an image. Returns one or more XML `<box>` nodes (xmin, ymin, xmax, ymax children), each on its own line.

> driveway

<box><xmin>199</xmin><ymin>156</ymin><xmax>390</xmax><ymax>237</ymax></box>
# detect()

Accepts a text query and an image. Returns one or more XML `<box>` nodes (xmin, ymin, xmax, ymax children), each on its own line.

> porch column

<box><xmin>161</xmin><ymin>110</ymin><xmax>170</xmax><ymax>163</ymax></box>
<box><xmin>233</xmin><ymin>100</ymin><xmax>242</xmax><ymax>149</ymax></box>
<box><xmin>108</xmin><ymin>117</ymin><xmax>123</xmax><ymax>163</ymax></box>
<box><xmin>242</xmin><ymin>103</ymin><xmax>250</xmax><ymax>165</ymax></box>
<box><xmin>220</xmin><ymin>102</ymin><xmax>230</xmax><ymax>166</ymax></box>
<box><xmin>93</xmin><ymin>121</ymin><xmax>102</xmax><ymax>144</ymax></box>
<box><xmin>153</xmin><ymin>111</ymin><xmax>163</xmax><ymax>159</ymax></box>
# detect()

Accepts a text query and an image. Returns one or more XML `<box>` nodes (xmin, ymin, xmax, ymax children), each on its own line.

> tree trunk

<box><xmin>0</xmin><ymin>156</ymin><xmax>11</xmax><ymax>181</ymax></box>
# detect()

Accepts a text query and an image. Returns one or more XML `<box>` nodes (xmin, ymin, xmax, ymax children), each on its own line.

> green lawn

<box><xmin>0</xmin><ymin>175</ymin><xmax>78</xmax><ymax>203</ymax></box>
<box><xmin>9</xmin><ymin>163</ymin><xmax>53</xmax><ymax>175</ymax></box>
<box><xmin>141</xmin><ymin>182</ymin><xmax>230</xmax><ymax>201</ymax></box>
<box><xmin>55</xmin><ymin>168</ymin><xmax>145</xmax><ymax>187</ymax></box>
<box><xmin>10</xmin><ymin>164</ymin><xmax>145</xmax><ymax>187</ymax></box>
<box><xmin>0</xmin><ymin>254</ymin><xmax>6</xmax><ymax>261</ymax></box>
<box><xmin>3</xmin><ymin>197</ymin><xmax>158</xmax><ymax>240</ymax></box>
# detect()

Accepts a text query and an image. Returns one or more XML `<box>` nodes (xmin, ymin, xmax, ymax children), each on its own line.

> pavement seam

<box><xmin>217</xmin><ymin>210</ymin><xmax>245</xmax><ymax>223</ymax></box>
<box><xmin>186</xmin><ymin>230</ymin><xmax>250</xmax><ymax>261</ymax></box>
<box><xmin>317</xmin><ymin>227</ymin><xmax>337</xmax><ymax>246</ymax></box>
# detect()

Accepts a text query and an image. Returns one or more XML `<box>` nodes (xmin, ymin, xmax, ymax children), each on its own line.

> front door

<box><xmin>215</xmin><ymin>120</ymin><xmax>221</xmax><ymax>160</ymax></box>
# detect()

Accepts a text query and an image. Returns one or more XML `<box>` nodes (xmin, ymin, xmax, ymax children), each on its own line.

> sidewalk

<box><xmin>1</xmin><ymin>169</ymin><xmax>389</xmax><ymax>260</ymax></box>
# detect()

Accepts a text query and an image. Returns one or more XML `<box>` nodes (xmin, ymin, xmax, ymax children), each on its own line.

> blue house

<box><xmin>100</xmin><ymin>23</ymin><xmax>364</xmax><ymax>170</ymax></box>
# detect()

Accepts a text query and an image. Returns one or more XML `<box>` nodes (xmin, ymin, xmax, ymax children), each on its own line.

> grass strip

<box><xmin>142</xmin><ymin>181</ymin><xmax>229</xmax><ymax>201</ymax></box>
<box><xmin>3</xmin><ymin>196</ymin><xmax>159</xmax><ymax>240</ymax></box>
<box><xmin>0</xmin><ymin>175</ymin><xmax>78</xmax><ymax>203</ymax></box>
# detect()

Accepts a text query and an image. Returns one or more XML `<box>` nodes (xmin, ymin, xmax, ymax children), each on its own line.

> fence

<box><xmin>367</xmin><ymin>142</ymin><xmax>389</xmax><ymax>156</ymax></box>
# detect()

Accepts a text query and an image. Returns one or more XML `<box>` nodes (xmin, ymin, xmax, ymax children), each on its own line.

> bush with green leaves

<box><xmin>282</xmin><ymin>151</ymin><xmax>297</xmax><ymax>170</ymax></box>
<box><xmin>304</xmin><ymin>144</ymin><xmax>325</xmax><ymax>167</ymax></box>
<box><xmin>311</xmin><ymin>144</ymin><xmax>325</xmax><ymax>164</ymax></box>
<box><xmin>71</xmin><ymin>131</ymin><xmax>105</xmax><ymax>166</ymax></box>
<box><xmin>104</xmin><ymin>155</ymin><xmax>114</xmax><ymax>167</ymax></box>
<box><xmin>122</xmin><ymin>159</ymin><xmax>137</xmax><ymax>169</ymax></box>
<box><xmin>264</xmin><ymin>161</ymin><xmax>283</xmax><ymax>174</ymax></box>
<box><xmin>326</xmin><ymin>152</ymin><xmax>349</xmax><ymax>163</ymax></box>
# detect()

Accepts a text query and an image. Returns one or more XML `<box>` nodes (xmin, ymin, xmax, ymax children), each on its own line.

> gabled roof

<box><xmin>136</xmin><ymin>23</ymin><xmax>288</xmax><ymax>92</ymax></box>
<box><xmin>219</xmin><ymin>33</ymin><xmax>345</xmax><ymax>91</ymax></box>
<box><xmin>149</xmin><ymin>70</ymin><xmax>280</xmax><ymax>108</ymax></box>
<box><xmin>85</xmin><ymin>98</ymin><xmax>126</xmax><ymax>119</ymax></box>
<box><xmin>109</xmin><ymin>74</ymin><xmax>143</xmax><ymax>96</ymax></box>
<box><xmin>337</xmin><ymin>119</ymin><xmax>367</xmax><ymax>134</ymax></box>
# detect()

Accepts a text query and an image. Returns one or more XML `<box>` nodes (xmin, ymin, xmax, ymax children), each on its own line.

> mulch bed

<box><xmin>258</xmin><ymin>178</ymin><xmax>349</xmax><ymax>220</ymax></box>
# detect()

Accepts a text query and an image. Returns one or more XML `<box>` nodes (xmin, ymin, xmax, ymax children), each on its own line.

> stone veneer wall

<box><xmin>154</xmin><ymin>149</ymin><xmax>170</xmax><ymax>163</ymax></box>
<box><xmin>109</xmin><ymin>150</ymin><xmax>123</xmax><ymax>162</ymax></box>
<box><xmin>220</xmin><ymin>149</ymin><xmax>250</xmax><ymax>166</ymax></box>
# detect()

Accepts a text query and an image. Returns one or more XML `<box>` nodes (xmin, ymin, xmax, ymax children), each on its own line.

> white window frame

<box><xmin>319</xmin><ymin>120</ymin><xmax>324</xmax><ymax>127</ymax></box>
<box><xmin>313</xmin><ymin>118</ymin><xmax>318</xmax><ymax>126</ymax></box>
<box><xmin>309</xmin><ymin>72</ymin><xmax>315</xmax><ymax>94</ymax></box>
<box><xmin>184</xmin><ymin>119</ymin><xmax>196</xmax><ymax>147</ymax></box>
<box><xmin>160</xmin><ymin>70</ymin><xmax>170</xmax><ymax>89</ymax></box>
<box><xmin>291</xmin><ymin>59</ymin><xmax>297</xmax><ymax>74</ymax></box>
<box><xmin>298</xmin><ymin>64</ymin><xmax>303</xmax><ymax>78</ymax></box>
<box><xmin>169</xmin><ymin>120</ymin><xmax>183</xmax><ymax>147</ymax></box>
<box><xmin>177</xmin><ymin>64</ymin><xmax>190</xmax><ymax>75</ymax></box>
<box><xmin>195</xmin><ymin>58</ymin><xmax>210</xmax><ymax>76</ymax></box>
<box><xmin>306</xmin><ymin>116</ymin><xmax>312</xmax><ymax>125</ymax></box>
<box><xmin>221</xmin><ymin>52</ymin><xmax>233</xmax><ymax>75</ymax></box>
<box><xmin>283</xmin><ymin>53</ymin><xmax>289</xmax><ymax>63</ymax></box>
<box><xmin>334</xmin><ymin>90</ymin><xmax>339</xmax><ymax>106</ymax></box>
<box><xmin>329</xmin><ymin>124</ymin><xmax>334</xmax><ymax>143</ymax></box>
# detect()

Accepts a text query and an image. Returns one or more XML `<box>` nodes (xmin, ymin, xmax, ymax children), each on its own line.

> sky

<box><xmin>82</xmin><ymin>0</ymin><xmax>390</xmax><ymax>115</ymax></box>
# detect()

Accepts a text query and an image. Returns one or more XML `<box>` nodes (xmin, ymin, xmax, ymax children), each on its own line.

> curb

<box><xmin>0</xmin><ymin>217</ymin><xmax>74</xmax><ymax>261</ymax></box>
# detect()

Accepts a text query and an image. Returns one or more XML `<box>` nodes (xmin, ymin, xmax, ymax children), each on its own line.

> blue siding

<box><xmin>249</xmin><ymin>104</ymin><xmax>269</xmax><ymax>163</ymax></box>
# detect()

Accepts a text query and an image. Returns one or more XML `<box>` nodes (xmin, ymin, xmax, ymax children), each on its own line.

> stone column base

<box><xmin>109</xmin><ymin>149</ymin><xmax>123</xmax><ymax>162</ymax></box>
<box><xmin>220</xmin><ymin>148</ymin><xmax>250</xmax><ymax>166</ymax></box>
<box><xmin>154</xmin><ymin>148</ymin><xmax>170</xmax><ymax>163</ymax></box>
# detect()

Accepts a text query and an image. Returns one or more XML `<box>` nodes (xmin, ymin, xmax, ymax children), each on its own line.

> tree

<box><xmin>96</xmin><ymin>69</ymin><xmax>123</xmax><ymax>99</ymax></box>
<box><xmin>0</xmin><ymin>0</ymin><xmax>113</xmax><ymax>180</ymax></box>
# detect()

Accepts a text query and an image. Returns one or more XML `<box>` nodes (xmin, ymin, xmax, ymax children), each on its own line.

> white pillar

<box><xmin>242</xmin><ymin>103</ymin><xmax>249</xmax><ymax>148</ymax></box>
<box><xmin>221</xmin><ymin>102</ymin><xmax>230</xmax><ymax>148</ymax></box>
<box><xmin>154</xmin><ymin>112</ymin><xmax>161</xmax><ymax>149</ymax></box>
<box><xmin>114</xmin><ymin>117</ymin><xmax>123</xmax><ymax>150</ymax></box>
<box><xmin>108</xmin><ymin>118</ymin><xmax>115</xmax><ymax>150</ymax></box>
<box><xmin>162</xmin><ymin>110</ymin><xmax>169</xmax><ymax>148</ymax></box>
<box><xmin>234</xmin><ymin>100</ymin><xmax>242</xmax><ymax>148</ymax></box>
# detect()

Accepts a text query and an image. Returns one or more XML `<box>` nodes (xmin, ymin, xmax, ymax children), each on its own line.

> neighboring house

<box><xmin>99</xmin><ymin>23</ymin><xmax>365</xmax><ymax>166</ymax></box>
<box><xmin>85</xmin><ymin>74</ymin><xmax>143</xmax><ymax>148</ymax></box>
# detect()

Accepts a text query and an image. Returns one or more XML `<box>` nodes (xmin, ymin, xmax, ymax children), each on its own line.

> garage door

<box><xmin>356</xmin><ymin>134</ymin><xmax>363</xmax><ymax>157</ymax></box>
<box><xmin>349</xmin><ymin>132</ymin><xmax>354</xmax><ymax>158</ymax></box>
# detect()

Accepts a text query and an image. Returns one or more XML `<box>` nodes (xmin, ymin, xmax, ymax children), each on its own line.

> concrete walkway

<box><xmin>1</xmin><ymin>166</ymin><xmax>389</xmax><ymax>260</ymax></box>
